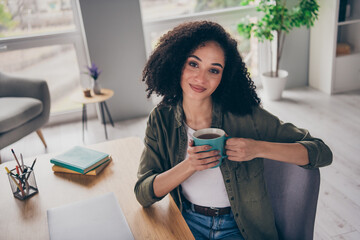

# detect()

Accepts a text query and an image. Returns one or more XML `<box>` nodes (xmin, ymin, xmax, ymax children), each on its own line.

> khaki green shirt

<box><xmin>134</xmin><ymin>101</ymin><xmax>332</xmax><ymax>240</ymax></box>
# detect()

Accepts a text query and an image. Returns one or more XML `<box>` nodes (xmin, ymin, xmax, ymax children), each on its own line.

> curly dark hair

<box><xmin>142</xmin><ymin>21</ymin><xmax>261</xmax><ymax>115</ymax></box>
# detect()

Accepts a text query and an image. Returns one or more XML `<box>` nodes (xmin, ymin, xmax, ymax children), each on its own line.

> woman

<box><xmin>134</xmin><ymin>21</ymin><xmax>332</xmax><ymax>240</ymax></box>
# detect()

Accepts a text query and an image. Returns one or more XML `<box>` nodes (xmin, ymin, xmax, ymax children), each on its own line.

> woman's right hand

<box><xmin>186</xmin><ymin>140</ymin><xmax>221</xmax><ymax>171</ymax></box>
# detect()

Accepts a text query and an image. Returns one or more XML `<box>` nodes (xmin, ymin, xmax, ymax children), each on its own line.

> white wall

<box><xmin>281</xmin><ymin>27</ymin><xmax>311</xmax><ymax>89</ymax></box>
<box><xmin>280</xmin><ymin>0</ymin><xmax>311</xmax><ymax>89</ymax></box>
<box><xmin>79</xmin><ymin>0</ymin><xmax>154</xmax><ymax>121</ymax></box>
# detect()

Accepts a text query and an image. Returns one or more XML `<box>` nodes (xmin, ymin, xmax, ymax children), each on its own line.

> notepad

<box><xmin>50</xmin><ymin>146</ymin><xmax>110</xmax><ymax>174</ymax></box>
<box><xmin>47</xmin><ymin>192</ymin><xmax>134</xmax><ymax>240</ymax></box>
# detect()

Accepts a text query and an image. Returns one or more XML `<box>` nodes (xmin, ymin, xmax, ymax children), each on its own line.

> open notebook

<box><xmin>47</xmin><ymin>192</ymin><xmax>134</xmax><ymax>240</ymax></box>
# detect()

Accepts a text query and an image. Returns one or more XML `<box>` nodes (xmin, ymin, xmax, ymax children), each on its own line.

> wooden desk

<box><xmin>0</xmin><ymin>137</ymin><xmax>194</xmax><ymax>240</ymax></box>
<box><xmin>71</xmin><ymin>88</ymin><xmax>115</xmax><ymax>141</ymax></box>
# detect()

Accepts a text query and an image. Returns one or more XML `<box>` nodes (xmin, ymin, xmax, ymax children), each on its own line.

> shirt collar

<box><xmin>174</xmin><ymin>100</ymin><xmax>222</xmax><ymax>129</ymax></box>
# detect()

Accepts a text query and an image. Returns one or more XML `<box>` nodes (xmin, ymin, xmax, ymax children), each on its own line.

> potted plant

<box><xmin>237</xmin><ymin>0</ymin><xmax>319</xmax><ymax>100</ymax></box>
<box><xmin>85</xmin><ymin>63</ymin><xmax>102</xmax><ymax>95</ymax></box>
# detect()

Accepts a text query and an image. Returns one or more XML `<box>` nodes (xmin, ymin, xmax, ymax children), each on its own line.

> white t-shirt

<box><xmin>181</xmin><ymin>124</ymin><xmax>231</xmax><ymax>208</ymax></box>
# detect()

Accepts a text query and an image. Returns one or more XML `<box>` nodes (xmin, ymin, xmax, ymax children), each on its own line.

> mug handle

<box><xmin>222</xmin><ymin>135</ymin><xmax>232</xmax><ymax>159</ymax></box>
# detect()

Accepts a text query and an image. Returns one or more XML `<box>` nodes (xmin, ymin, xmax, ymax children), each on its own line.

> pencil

<box><xmin>5</xmin><ymin>167</ymin><xmax>25</xmax><ymax>197</ymax></box>
<box><xmin>16</xmin><ymin>166</ymin><xmax>26</xmax><ymax>197</ymax></box>
<box><xmin>11</xmin><ymin>149</ymin><xmax>23</xmax><ymax>173</ymax></box>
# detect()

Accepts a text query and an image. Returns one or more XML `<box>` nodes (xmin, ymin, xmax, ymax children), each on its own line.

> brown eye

<box><xmin>189</xmin><ymin>61</ymin><xmax>198</xmax><ymax>68</ymax></box>
<box><xmin>210</xmin><ymin>68</ymin><xmax>220</xmax><ymax>74</ymax></box>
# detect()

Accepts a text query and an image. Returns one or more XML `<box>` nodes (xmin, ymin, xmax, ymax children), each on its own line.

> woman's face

<box><xmin>180</xmin><ymin>41</ymin><xmax>225</xmax><ymax>102</ymax></box>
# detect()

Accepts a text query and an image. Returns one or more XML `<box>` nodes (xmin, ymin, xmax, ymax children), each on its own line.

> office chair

<box><xmin>264</xmin><ymin>159</ymin><xmax>321</xmax><ymax>240</ymax></box>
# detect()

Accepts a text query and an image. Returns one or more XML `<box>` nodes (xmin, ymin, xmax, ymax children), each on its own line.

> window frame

<box><xmin>0</xmin><ymin>0</ymin><xmax>95</xmax><ymax>124</ymax></box>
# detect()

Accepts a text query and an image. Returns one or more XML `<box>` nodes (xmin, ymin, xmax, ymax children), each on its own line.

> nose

<box><xmin>194</xmin><ymin>69</ymin><xmax>206</xmax><ymax>84</ymax></box>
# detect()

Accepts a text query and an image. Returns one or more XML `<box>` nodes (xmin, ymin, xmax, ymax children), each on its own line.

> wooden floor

<box><xmin>1</xmin><ymin>87</ymin><xmax>359</xmax><ymax>239</ymax></box>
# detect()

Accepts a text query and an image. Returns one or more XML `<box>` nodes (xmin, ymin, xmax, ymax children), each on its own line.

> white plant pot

<box><xmin>261</xmin><ymin>70</ymin><xmax>288</xmax><ymax>100</ymax></box>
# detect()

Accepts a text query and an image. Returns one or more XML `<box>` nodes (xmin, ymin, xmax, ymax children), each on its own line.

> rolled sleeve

<box><xmin>253</xmin><ymin>107</ymin><xmax>333</xmax><ymax>168</ymax></box>
<box><xmin>297</xmin><ymin>140</ymin><xmax>333</xmax><ymax>169</ymax></box>
<box><xmin>134</xmin><ymin>173</ymin><xmax>163</xmax><ymax>207</ymax></box>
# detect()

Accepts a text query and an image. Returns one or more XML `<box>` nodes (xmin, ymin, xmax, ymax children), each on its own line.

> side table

<box><xmin>72</xmin><ymin>88</ymin><xmax>115</xmax><ymax>141</ymax></box>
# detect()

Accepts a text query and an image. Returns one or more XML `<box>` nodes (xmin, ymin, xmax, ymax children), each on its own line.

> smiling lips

<box><xmin>190</xmin><ymin>84</ymin><xmax>206</xmax><ymax>93</ymax></box>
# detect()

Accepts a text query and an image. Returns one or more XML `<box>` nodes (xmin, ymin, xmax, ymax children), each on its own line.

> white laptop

<box><xmin>47</xmin><ymin>192</ymin><xmax>134</xmax><ymax>240</ymax></box>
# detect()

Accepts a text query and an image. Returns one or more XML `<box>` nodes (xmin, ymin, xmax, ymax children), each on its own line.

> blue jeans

<box><xmin>182</xmin><ymin>201</ymin><xmax>244</xmax><ymax>240</ymax></box>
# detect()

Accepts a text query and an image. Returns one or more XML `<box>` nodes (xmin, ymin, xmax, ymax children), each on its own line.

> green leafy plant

<box><xmin>0</xmin><ymin>3</ymin><xmax>16</xmax><ymax>36</ymax></box>
<box><xmin>237</xmin><ymin>0</ymin><xmax>319</xmax><ymax>77</ymax></box>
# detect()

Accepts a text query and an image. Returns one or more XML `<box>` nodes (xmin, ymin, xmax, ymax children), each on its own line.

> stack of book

<box><xmin>50</xmin><ymin>146</ymin><xmax>111</xmax><ymax>176</ymax></box>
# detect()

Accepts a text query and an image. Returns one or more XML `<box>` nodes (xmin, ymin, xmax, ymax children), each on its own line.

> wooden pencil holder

<box><xmin>7</xmin><ymin>165</ymin><xmax>39</xmax><ymax>200</ymax></box>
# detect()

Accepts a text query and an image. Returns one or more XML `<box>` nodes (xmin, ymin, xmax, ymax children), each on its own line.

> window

<box><xmin>0</xmin><ymin>0</ymin><xmax>75</xmax><ymax>38</ymax></box>
<box><xmin>140</xmin><ymin>0</ymin><xmax>260</xmax><ymax>80</ymax></box>
<box><xmin>0</xmin><ymin>44</ymin><xmax>83</xmax><ymax>112</ymax></box>
<box><xmin>140</xmin><ymin>0</ymin><xmax>257</xmax><ymax>21</ymax></box>
<box><xmin>0</xmin><ymin>0</ymin><xmax>90</xmax><ymax>119</ymax></box>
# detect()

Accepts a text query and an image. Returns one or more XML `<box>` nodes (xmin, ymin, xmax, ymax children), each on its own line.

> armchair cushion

<box><xmin>0</xmin><ymin>97</ymin><xmax>43</xmax><ymax>133</ymax></box>
<box><xmin>0</xmin><ymin>72</ymin><xmax>50</xmax><ymax>150</ymax></box>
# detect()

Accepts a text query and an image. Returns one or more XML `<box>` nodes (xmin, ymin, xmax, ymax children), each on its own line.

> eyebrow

<box><xmin>189</xmin><ymin>55</ymin><xmax>224</xmax><ymax>69</ymax></box>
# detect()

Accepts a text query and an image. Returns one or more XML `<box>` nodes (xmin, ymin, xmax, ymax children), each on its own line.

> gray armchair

<box><xmin>264</xmin><ymin>159</ymin><xmax>321</xmax><ymax>240</ymax></box>
<box><xmin>0</xmin><ymin>72</ymin><xmax>50</xmax><ymax>159</ymax></box>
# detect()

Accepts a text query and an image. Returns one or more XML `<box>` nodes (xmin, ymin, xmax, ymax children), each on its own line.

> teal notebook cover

<box><xmin>50</xmin><ymin>146</ymin><xmax>109</xmax><ymax>174</ymax></box>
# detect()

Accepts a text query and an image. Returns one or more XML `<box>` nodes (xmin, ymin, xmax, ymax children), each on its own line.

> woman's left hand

<box><xmin>225</xmin><ymin>138</ymin><xmax>259</xmax><ymax>162</ymax></box>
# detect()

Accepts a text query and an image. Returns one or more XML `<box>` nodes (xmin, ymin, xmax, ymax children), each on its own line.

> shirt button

<box><xmin>242</xmin><ymin>229</ymin><xmax>245</xmax><ymax>232</ymax></box>
<box><xmin>235</xmin><ymin>213</ymin><xmax>239</xmax><ymax>217</ymax></box>
<box><xmin>226</xmin><ymin>179</ymin><xmax>230</xmax><ymax>183</ymax></box>
<box><xmin>231</xmin><ymin>197</ymin><xmax>234</xmax><ymax>200</ymax></box>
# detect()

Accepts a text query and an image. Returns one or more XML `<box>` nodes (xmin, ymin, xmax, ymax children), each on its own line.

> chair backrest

<box><xmin>263</xmin><ymin>159</ymin><xmax>320</xmax><ymax>240</ymax></box>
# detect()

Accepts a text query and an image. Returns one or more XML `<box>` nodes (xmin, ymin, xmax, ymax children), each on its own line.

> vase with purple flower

<box><xmin>86</xmin><ymin>63</ymin><xmax>102</xmax><ymax>95</ymax></box>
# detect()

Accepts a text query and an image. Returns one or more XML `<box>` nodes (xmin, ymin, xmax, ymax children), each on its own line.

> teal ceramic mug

<box><xmin>192</xmin><ymin>128</ymin><xmax>229</xmax><ymax>168</ymax></box>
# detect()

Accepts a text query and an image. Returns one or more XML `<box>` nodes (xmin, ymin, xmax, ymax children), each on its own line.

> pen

<box><xmin>15</xmin><ymin>166</ymin><xmax>24</xmax><ymax>186</ymax></box>
<box><xmin>23</xmin><ymin>167</ymin><xmax>30</xmax><ymax>195</ymax></box>
<box><xmin>11</xmin><ymin>149</ymin><xmax>23</xmax><ymax>173</ymax></box>
<box><xmin>21</xmin><ymin>157</ymin><xmax>29</xmax><ymax>194</ymax></box>
<box><xmin>16</xmin><ymin>165</ymin><xmax>20</xmax><ymax>177</ymax></box>
<box><xmin>20</xmin><ymin>153</ymin><xmax>24</xmax><ymax>171</ymax></box>
<box><xmin>26</xmin><ymin>158</ymin><xmax>37</xmax><ymax>181</ymax></box>
<box><xmin>16</xmin><ymin>166</ymin><xmax>26</xmax><ymax>197</ymax></box>
<box><xmin>30</xmin><ymin>158</ymin><xmax>37</xmax><ymax>170</ymax></box>
<box><xmin>25</xmin><ymin>179</ymin><xmax>30</xmax><ymax>195</ymax></box>
<box><xmin>17</xmin><ymin>165</ymin><xmax>30</xmax><ymax>195</ymax></box>
<box><xmin>6</xmin><ymin>167</ymin><xmax>25</xmax><ymax>197</ymax></box>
